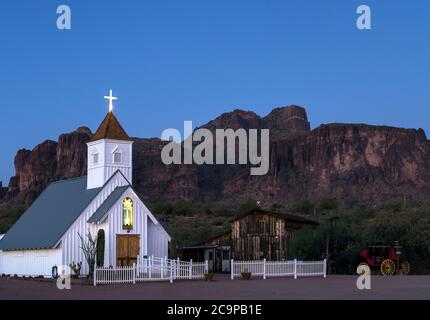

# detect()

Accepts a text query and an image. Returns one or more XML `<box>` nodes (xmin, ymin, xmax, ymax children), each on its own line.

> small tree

<box><xmin>78</xmin><ymin>232</ymin><xmax>97</xmax><ymax>278</ymax></box>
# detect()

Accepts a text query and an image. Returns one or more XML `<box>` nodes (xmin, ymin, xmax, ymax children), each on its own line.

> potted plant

<box><xmin>204</xmin><ymin>272</ymin><xmax>214</xmax><ymax>281</ymax></box>
<box><xmin>241</xmin><ymin>268</ymin><xmax>252</xmax><ymax>280</ymax></box>
<box><xmin>69</xmin><ymin>261</ymin><xmax>82</xmax><ymax>279</ymax></box>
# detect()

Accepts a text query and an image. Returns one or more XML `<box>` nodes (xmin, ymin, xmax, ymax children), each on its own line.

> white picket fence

<box><xmin>94</xmin><ymin>265</ymin><xmax>136</xmax><ymax>285</ymax></box>
<box><xmin>231</xmin><ymin>259</ymin><xmax>326</xmax><ymax>280</ymax></box>
<box><xmin>94</xmin><ymin>256</ymin><xmax>208</xmax><ymax>286</ymax></box>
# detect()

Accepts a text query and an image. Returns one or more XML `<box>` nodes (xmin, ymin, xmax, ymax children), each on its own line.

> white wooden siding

<box><xmin>0</xmin><ymin>249</ymin><xmax>62</xmax><ymax>277</ymax></box>
<box><xmin>59</xmin><ymin>171</ymin><xmax>170</xmax><ymax>274</ymax></box>
<box><xmin>60</xmin><ymin>171</ymin><xmax>129</xmax><ymax>275</ymax></box>
<box><xmin>0</xmin><ymin>234</ymin><xmax>4</xmax><ymax>274</ymax></box>
<box><xmin>105</xmin><ymin>188</ymin><xmax>148</xmax><ymax>267</ymax></box>
<box><xmin>147</xmin><ymin>222</ymin><xmax>169</xmax><ymax>258</ymax></box>
<box><xmin>87</xmin><ymin>139</ymin><xmax>133</xmax><ymax>189</ymax></box>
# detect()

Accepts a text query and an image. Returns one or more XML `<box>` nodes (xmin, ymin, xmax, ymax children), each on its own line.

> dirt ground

<box><xmin>0</xmin><ymin>274</ymin><xmax>429</xmax><ymax>300</ymax></box>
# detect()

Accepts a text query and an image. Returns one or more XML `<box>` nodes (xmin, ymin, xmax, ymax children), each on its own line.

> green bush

<box><xmin>172</xmin><ymin>201</ymin><xmax>194</xmax><ymax>216</ymax></box>
<box><xmin>270</xmin><ymin>203</ymin><xmax>284</xmax><ymax>212</ymax></box>
<box><xmin>318</xmin><ymin>198</ymin><xmax>339</xmax><ymax>211</ymax></box>
<box><xmin>291</xmin><ymin>200</ymin><xmax>315</xmax><ymax>215</ymax></box>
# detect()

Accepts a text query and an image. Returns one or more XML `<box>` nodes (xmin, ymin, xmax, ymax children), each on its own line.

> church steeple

<box><xmin>90</xmin><ymin>111</ymin><xmax>133</xmax><ymax>142</ymax></box>
<box><xmin>87</xmin><ymin>90</ymin><xmax>133</xmax><ymax>189</ymax></box>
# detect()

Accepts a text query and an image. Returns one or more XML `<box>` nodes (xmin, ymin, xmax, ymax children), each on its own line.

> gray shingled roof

<box><xmin>0</xmin><ymin>176</ymin><xmax>102</xmax><ymax>251</ymax></box>
<box><xmin>88</xmin><ymin>186</ymin><xmax>129</xmax><ymax>223</ymax></box>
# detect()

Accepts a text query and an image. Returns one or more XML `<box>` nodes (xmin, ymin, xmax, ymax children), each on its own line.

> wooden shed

<box><xmin>179</xmin><ymin>208</ymin><xmax>318</xmax><ymax>271</ymax></box>
<box><xmin>230</xmin><ymin>208</ymin><xmax>319</xmax><ymax>261</ymax></box>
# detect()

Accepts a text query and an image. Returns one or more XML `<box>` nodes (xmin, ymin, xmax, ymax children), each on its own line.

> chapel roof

<box><xmin>90</xmin><ymin>111</ymin><xmax>133</xmax><ymax>142</ymax></box>
<box><xmin>87</xmin><ymin>186</ymin><xmax>129</xmax><ymax>223</ymax></box>
<box><xmin>0</xmin><ymin>177</ymin><xmax>102</xmax><ymax>251</ymax></box>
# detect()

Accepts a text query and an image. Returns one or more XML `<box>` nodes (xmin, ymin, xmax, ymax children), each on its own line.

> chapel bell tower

<box><xmin>87</xmin><ymin>90</ymin><xmax>133</xmax><ymax>189</ymax></box>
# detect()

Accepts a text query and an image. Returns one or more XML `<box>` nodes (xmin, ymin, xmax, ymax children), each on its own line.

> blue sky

<box><xmin>0</xmin><ymin>0</ymin><xmax>429</xmax><ymax>184</ymax></box>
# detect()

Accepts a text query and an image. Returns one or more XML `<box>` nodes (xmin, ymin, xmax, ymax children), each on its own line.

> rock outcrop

<box><xmin>0</xmin><ymin>181</ymin><xmax>7</xmax><ymax>201</ymax></box>
<box><xmin>2</xmin><ymin>105</ymin><xmax>430</xmax><ymax>207</ymax></box>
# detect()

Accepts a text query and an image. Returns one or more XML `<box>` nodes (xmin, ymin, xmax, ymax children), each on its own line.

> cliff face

<box><xmin>2</xmin><ymin>106</ymin><xmax>430</xmax><ymax>207</ymax></box>
<box><xmin>267</xmin><ymin>124</ymin><xmax>430</xmax><ymax>203</ymax></box>
<box><xmin>3</xmin><ymin>127</ymin><xmax>92</xmax><ymax>205</ymax></box>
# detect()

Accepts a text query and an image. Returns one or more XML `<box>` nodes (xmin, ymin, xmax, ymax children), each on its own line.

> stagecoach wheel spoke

<box><xmin>380</xmin><ymin>259</ymin><xmax>395</xmax><ymax>276</ymax></box>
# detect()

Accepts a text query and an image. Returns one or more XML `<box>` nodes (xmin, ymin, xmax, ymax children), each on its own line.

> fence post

<box><xmin>177</xmin><ymin>258</ymin><xmax>179</xmax><ymax>279</ymax></box>
<box><xmin>189</xmin><ymin>259</ymin><xmax>193</xmax><ymax>280</ymax></box>
<box><xmin>162</xmin><ymin>258</ymin><xmax>165</xmax><ymax>279</ymax></box>
<box><xmin>205</xmin><ymin>260</ymin><xmax>209</xmax><ymax>273</ymax></box>
<box><xmin>231</xmin><ymin>259</ymin><xmax>234</xmax><ymax>280</ymax></box>
<box><xmin>133</xmin><ymin>263</ymin><xmax>136</xmax><ymax>284</ymax></box>
<box><xmin>170</xmin><ymin>261</ymin><xmax>173</xmax><ymax>283</ymax></box>
<box><xmin>323</xmin><ymin>259</ymin><xmax>327</xmax><ymax>278</ymax></box>
<box><xmin>93</xmin><ymin>261</ymin><xmax>97</xmax><ymax>286</ymax></box>
<box><xmin>294</xmin><ymin>259</ymin><xmax>297</xmax><ymax>279</ymax></box>
<box><xmin>149</xmin><ymin>256</ymin><xmax>152</xmax><ymax>280</ymax></box>
<box><xmin>263</xmin><ymin>258</ymin><xmax>266</xmax><ymax>280</ymax></box>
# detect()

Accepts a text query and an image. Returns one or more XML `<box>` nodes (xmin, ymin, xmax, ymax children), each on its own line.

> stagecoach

<box><xmin>358</xmin><ymin>241</ymin><xmax>410</xmax><ymax>276</ymax></box>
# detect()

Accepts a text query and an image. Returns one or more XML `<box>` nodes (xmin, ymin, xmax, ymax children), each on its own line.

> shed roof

<box><xmin>230</xmin><ymin>208</ymin><xmax>319</xmax><ymax>226</ymax></box>
<box><xmin>0</xmin><ymin>177</ymin><xmax>102</xmax><ymax>251</ymax></box>
<box><xmin>87</xmin><ymin>186</ymin><xmax>129</xmax><ymax>223</ymax></box>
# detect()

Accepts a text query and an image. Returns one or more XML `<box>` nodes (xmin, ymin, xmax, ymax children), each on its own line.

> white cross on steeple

<box><xmin>104</xmin><ymin>89</ymin><xmax>117</xmax><ymax>112</ymax></box>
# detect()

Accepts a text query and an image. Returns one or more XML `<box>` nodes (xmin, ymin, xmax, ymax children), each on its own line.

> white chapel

<box><xmin>0</xmin><ymin>91</ymin><xmax>171</xmax><ymax>277</ymax></box>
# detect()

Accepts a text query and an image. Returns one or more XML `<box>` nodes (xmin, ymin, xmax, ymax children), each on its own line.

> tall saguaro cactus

<box><xmin>96</xmin><ymin>229</ymin><xmax>105</xmax><ymax>267</ymax></box>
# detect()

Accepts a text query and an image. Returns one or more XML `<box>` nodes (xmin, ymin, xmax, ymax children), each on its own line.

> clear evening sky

<box><xmin>0</xmin><ymin>0</ymin><xmax>429</xmax><ymax>184</ymax></box>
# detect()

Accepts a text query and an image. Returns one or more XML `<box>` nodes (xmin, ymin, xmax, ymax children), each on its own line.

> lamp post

<box><xmin>393</xmin><ymin>240</ymin><xmax>401</xmax><ymax>276</ymax></box>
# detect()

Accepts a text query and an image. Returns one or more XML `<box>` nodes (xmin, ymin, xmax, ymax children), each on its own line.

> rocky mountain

<box><xmin>2</xmin><ymin>105</ymin><xmax>430</xmax><ymax>208</ymax></box>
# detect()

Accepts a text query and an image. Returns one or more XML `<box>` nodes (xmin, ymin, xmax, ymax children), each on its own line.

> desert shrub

<box><xmin>363</xmin><ymin>211</ymin><xmax>430</xmax><ymax>274</ymax></box>
<box><xmin>171</xmin><ymin>201</ymin><xmax>194</xmax><ymax>216</ymax></box>
<box><xmin>291</xmin><ymin>200</ymin><xmax>315</xmax><ymax>215</ymax></box>
<box><xmin>238</xmin><ymin>199</ymin><xmax>258</xmax><ymax>214</ymax></box>
<box><xmin>317</xmin><ymin>198</ymin><xmax>339</xmax><ymax>211</ymax></box>
<box><xmin>151</xmin><ymin>203</ymin><xmax>174</xmax><ymax>216</ymax></box>
<box><xmin>288</xmin><ymin>227</ymin><xmax>324</xmax><ymax>260</ymax></box>
<box><xmin>0</xmin><ymin>205</ymin><xmax>28</xmax><ymax>233</ymax></box>
<box><xmin>380</xmin><ymin>201</ymin><xmax>403</xmax><ymax>212</ymax></box>
<box><xmin>270</xmin><ymin>202</ymin><xmax>284</xmax><ymax>212</ymax></box>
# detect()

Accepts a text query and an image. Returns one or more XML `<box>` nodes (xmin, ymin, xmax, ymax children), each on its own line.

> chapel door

<box><xmin>116</xmin><ymin>235</ymin><xmax>140</xmax><ymax>267</ymax></box>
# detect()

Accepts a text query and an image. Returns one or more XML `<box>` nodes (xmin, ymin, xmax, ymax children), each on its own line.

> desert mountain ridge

<box><xmin>1</xmin><ymin>105</ymin><xmax>430</xmax><ymax>209</ymax></box>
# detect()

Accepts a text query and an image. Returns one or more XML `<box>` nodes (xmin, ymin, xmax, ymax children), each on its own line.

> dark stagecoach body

<box><xmin>357</xmin><ymin>242</ymin><xmax>410</xmax><ymax>276</ymax></box>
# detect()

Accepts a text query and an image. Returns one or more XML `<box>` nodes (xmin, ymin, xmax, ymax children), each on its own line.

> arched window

<box><xmin>123</xmin><ymin>197</ymin><xmax>133</xmax><ymax>230</ymax></box>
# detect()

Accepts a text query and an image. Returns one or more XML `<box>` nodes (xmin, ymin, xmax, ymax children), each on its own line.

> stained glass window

<box><xmin>123</xmin><ymin>197</ymin><xmax>133</xmax><ymax>230</ymax></box>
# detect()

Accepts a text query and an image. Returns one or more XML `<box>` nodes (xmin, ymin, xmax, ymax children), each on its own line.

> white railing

<box><xmin>231</xmin><ymin>260</ymin><xmax>265</xmax><ymax>278</ymax></box>
<box><xmin>94</xmin><ymin>265</ymin><xmax>136</xmax><ymax>285</ymax></box>
<box><xmin>296</xmin><ymin>260</ymin><xmax>326</xmax><ymax>277</ymax></box>
<box><xmin>94</xmin><ymin>256</ymin><xmax>208</xmax><ymax>286</ymax></box>
<box><xmin>171</xmin><ymin>258</ymin><xmax>208</xmax><ymax>280</ymax></box>
<box><xmin>266</xmin><ymin>260</ymin><xmax>295</xmax><ymax>277</ymax></box>
<box><xmin>231</xmin><ymin>258</ymin><xmax>326</xmax><ymax>280</ymax></box>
